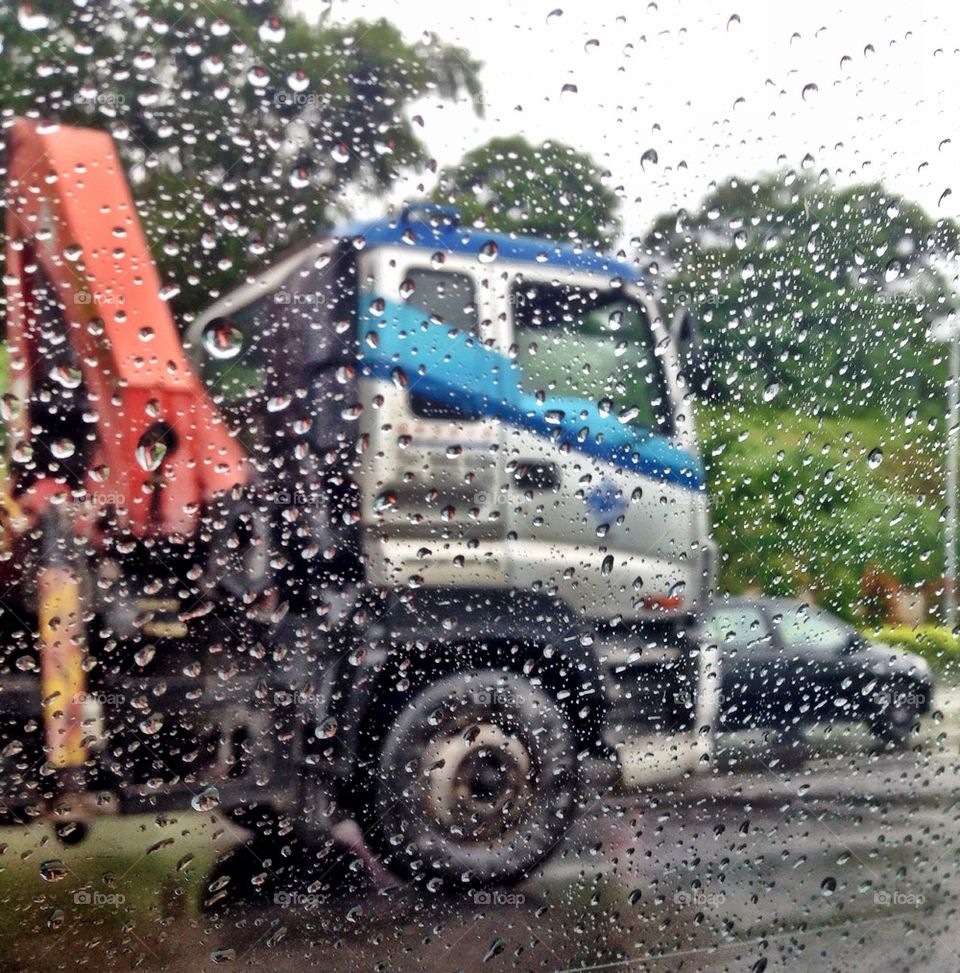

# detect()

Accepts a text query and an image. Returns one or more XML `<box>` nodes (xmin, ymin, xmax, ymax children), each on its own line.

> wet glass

<box><xmin>0</xmin><ymin>2</ymin><xmax>958</xmax><ymax>972</ymax></box>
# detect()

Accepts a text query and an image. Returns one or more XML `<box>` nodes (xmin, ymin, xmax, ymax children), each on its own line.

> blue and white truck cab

<box><xmin>188</xmin><ymin>203</ymin><xmax>717</xmax><ymax>882</ymax></box>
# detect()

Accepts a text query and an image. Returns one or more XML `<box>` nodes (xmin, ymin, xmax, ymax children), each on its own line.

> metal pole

<box><xmin>947</xmin><ymin>332</ymin><xmax>959</xmax><ymax>630</ymax></box>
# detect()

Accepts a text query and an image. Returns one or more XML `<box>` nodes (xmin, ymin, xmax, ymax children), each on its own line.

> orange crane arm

<box><xmin>4</xmin><ymin>118</ymin><xmax>248</xmax><ymax>537</ymax></box>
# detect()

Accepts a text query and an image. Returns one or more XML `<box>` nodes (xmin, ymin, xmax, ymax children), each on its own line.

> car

<box><xmin>704</xmin><ymin>597</ymin><xmax>933</xmax><ymax>746</ymax></box>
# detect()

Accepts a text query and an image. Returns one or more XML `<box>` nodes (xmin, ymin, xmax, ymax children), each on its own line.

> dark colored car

<box><xmin>704</xmin><ymin>597</ymin><xmax>933</xmax><ymax>745</ymax></box>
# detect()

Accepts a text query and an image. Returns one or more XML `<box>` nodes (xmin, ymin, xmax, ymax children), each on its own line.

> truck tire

<box><xmin>362</xmin><ymin>669</ymin><xmax>577</xmax><ymax>887</ymax></box>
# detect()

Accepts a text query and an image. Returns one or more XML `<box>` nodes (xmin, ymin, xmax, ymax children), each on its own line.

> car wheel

<box><xmin>362</xmin><ymin>669</ymin><xmax>577</xmax><ymax>887</ymax></box>
<box><xmin>871</xmin><ymin>697</ymin><xmax>919</xmax><ymax>747</ymax></box>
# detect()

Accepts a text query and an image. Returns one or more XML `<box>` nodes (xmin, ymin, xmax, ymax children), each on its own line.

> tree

<box><xmin>0</xmin><ymin>1</ymin><xmax>482</xmax><ymax>318</ymax></box>
<box><xmin>645</xmin><ymin>171</ymin><xmax>960</xmax><ymax>417</ymax></box>
<box><xmin>433</xmin><ymin>136</ymin><xmax>620</xmax><ymax>249</ymax></box>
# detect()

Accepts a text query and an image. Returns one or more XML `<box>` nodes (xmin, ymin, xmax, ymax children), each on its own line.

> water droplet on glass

<box><xmin>478</xmin><ymin>240</ymin><xmax>499</xmax><ymax>263</ymax></box>
<box><xmin>289</xmin><ymin>167</ymin><xmax>310</xmax><ymax>189</ymax></box>
<box><xmin>18</xmin><ymin>5</ymin><xmax>50</xmax><ymax>31</ymax></box>
<box><xmin>133</xmin><ymin>50</ymin><xmax>156</xmax><ymax>71</ymax></box>
<box><xmin>135</xmin><ymin>436</ymin><xmax>168</xmax><ymax>473</ymax></box>
<box><xmin>258</xmin><ymin>16</ymin><xmax>285</xmax><ymax>43</ymax></box>
<box><xmin>39</xmin><ymin>859</ymin><xmax>68</xmax><ymax>882</ymax></box>
<box><xmin>50</xmin><ymin>439</ymin><xmax>75</xmax><ymax>460</ymax></box>
<box><xmin>867</xmin><ymin>448</ymin><xmax>883</xmax><ymax>469</ymax></box>
<box><xmin>287</xmin><ymin>70</ymin><xmax>310</xmax><ymax>93</ymax></box>
<box><xmin>202</xmin><ymin>318</ymin><xmax>244</xmax><ymax>360</ymax></box>
<box><xmin>51</xmin><ymin>365</ymin><xmax>83</xmax><ymax>389</ymax></box>
<box><xmin>191</xmin><ymin>786</ymin><xmax>221</xmax><ymax>812</ymax></box>
<box><xmin>0</xmin><ymin>394</ymin><xmax>22</xmax><ymax>422</ymax></box>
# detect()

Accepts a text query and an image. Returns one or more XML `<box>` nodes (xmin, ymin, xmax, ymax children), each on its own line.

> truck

<box><xmin>0</xmin><ymin>118</ymin><xmax>715</xmax><ymax>887</ymax></box>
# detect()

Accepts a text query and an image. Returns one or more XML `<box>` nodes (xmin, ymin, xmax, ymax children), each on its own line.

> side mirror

<box><xmin>670</xmin><ymin>306</ymin><xmax>699</xmax><ymax>370</ymax></box>
<box><xmin>670</xmin><ymin>306</ymin><xmax>697</xmax><ymax>346</ymax></box>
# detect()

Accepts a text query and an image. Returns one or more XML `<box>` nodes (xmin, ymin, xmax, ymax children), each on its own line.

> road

<box><xmin>3</xmin><ymin>716</ymin><xmax>959</xmax><ymax>972</ymax></box>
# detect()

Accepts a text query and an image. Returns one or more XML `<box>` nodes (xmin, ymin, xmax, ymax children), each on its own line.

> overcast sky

<box><xmin>298</xmin><ymin>0</ymin><xmax>960</xmax><ymax>248</ymax></box>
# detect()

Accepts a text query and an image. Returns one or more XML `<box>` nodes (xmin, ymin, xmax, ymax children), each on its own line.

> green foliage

<box><xmin>647</xmin><ymin>171</ymin><xmax>960</xmax><ymax>418</ymax></box>
<box><xmin>871</xmin><ymin>625</ymin><xmax>960</xmax><ymax>681</ymax></box>
<box><xmin>700</xmin><ymin>403</ymin><xmax>944</xmax><ymax>623</ymax></box>
<box><xmin>433</xmin><ymin>135</ymin><xmax>620</xmax><ymax>248</ymax></box>
<box><xmin>0</xmin><ymin>1</ymin><xmax>482</xmax><ymax>319</ymax></box>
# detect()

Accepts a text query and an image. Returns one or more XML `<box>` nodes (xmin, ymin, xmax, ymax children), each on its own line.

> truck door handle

<box><xmin>513</xmin><ymin>461</ymin><xmax>560</xmax><ymax>491</ymax></box>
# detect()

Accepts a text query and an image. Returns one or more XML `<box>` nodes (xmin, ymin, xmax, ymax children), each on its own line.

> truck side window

<box><xmin>511</xmin><ymin>281</ymin><xmax>670</xmax><ymax>433</ymax></box>
<box><xmin>404</xmin><ymin>268</ymin><xmax>482</xmax><ymax>420</ymax></box>
<box><xmin>404</xmin><ymin>269</ymin><xmax>478</xmax><ymax>335</ymax></box>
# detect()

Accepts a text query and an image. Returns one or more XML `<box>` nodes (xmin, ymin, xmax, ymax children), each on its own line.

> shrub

<box><xmin>870</xmin><ymin>625</ymin><xmax>960</xmax><ymax>681</ymax></box>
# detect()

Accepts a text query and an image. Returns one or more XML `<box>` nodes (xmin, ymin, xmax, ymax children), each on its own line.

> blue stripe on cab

<box><xmin>358</xmin><ymin>295</ymin><xmax>705</xmax><ymax>491</ymax></box>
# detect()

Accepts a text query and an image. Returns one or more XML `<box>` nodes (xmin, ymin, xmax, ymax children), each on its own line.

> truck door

<box><xmin>357</xmin><ymin>250</ymin><xmax>508</xmax><ymax>588</ymax></box>
<box><xmin>500</xmin><ymin>272</ymin><xmax>703</xmax><ymax>621</ymax></box>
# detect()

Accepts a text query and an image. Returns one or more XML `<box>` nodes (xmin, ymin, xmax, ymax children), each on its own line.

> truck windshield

<box><xmin>510</xmin><ymin>280</ymin><xmax>671</xmax><ymax>432</ymax></box>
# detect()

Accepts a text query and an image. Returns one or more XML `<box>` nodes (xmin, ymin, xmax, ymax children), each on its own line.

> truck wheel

<box><xmin>363</xmin><ymin>670</ymin><xmax>577</xmax><ymax>887</ymax></box>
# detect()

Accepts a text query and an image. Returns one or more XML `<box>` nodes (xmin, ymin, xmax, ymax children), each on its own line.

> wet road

<box><xmin>4</xmin><ymin>721</ymin><xmax>960</xmax><ymax>973</ymax></box>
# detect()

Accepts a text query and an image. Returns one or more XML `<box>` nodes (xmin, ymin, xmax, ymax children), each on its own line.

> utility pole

<box><xmin>931</xmin><ymin>313</ymin><xmax>960</xmax><ymax>629</ymax></box>
<box><xmin>947</xmin><ymin>330</ymin><xmax>959</xmax><ymax>629</ymax></box>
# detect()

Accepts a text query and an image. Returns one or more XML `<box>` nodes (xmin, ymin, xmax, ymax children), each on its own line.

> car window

<box><xmin>704</xmin><ymin>605</ymin><xmax>769</xmax><ymax>652</ymax></box>
<box><xmin>771</xmin><ymin>606</ymin><xmax>849</xmax><ymax>654</ymax></box>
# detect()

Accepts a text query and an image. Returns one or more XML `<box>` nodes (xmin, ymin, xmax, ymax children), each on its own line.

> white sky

<box><xmin>295</xmin><ymin>0</ymin><xmax>960</xmax><ymax>249</ymax></box>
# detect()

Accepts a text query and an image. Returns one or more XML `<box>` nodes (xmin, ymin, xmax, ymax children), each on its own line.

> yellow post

<box><xmin>38</xmin><ymin>561</ymin><xmax>87</xmax><ymax>770</ymax></box>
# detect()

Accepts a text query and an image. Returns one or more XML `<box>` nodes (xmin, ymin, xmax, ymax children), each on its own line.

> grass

<box><xmin>698</xmin><ymin>402</ymin><xmax>946</xmax><ymax>622</ymax></box>
<box><xmin>0</xmin><ymin>812</ymin><xmax>235</xmax><ymax>968</ymax></box>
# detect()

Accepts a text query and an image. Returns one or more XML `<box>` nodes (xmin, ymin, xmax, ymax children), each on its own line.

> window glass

<box><xmin>772</xmin><ymin>606</ymin><xmax>849</xmax><ymax>654</ymax></box>
<box><xmin>405</xmin><ymin>268</ymin><xmax>478</xmax><ymax>334</ymax></box>
<box><xmin>704</xmin><ymin>606</ymin><xmax>769</xmax><ymax>651</ymax></box>
<box><xmin>511</xmin><ymin>280</ymin><xmax>669</xmax><ymax>431</ymax></box>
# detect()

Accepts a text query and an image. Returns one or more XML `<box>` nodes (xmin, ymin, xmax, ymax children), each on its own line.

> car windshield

<box><xmin>511</xmin><ymin>280</ymin><xmax>671</xmax><ymax>431</ymax></box>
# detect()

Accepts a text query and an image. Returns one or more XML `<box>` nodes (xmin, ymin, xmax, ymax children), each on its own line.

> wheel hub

<box><xmin>421</xmin><ymin>722</ymin><xmax>534</xmax><ymax>840</ymax></box>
